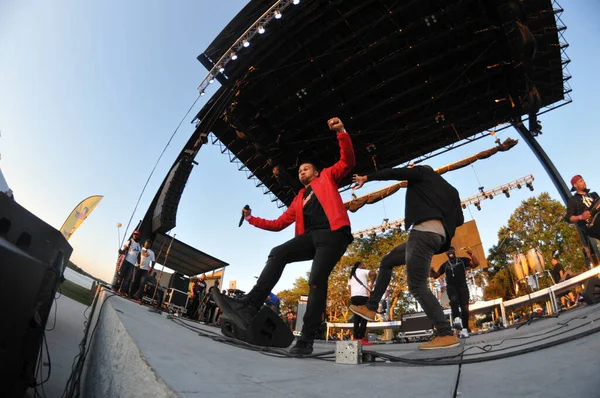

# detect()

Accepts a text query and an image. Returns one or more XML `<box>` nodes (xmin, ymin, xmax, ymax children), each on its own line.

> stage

<box><xmin>77</xmin><ymin>288</ymin><xmax>600</xmax><ymax>397</ymax></box>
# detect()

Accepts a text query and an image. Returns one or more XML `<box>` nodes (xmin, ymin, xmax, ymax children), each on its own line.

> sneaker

<box><xmin>289</xmin><ymin>339</ymin><xmax>313</xmax><ymax>356</ymax></box>
<box><xmin>349</xmin><ymin>305</ymin><xmax>376</xmax><ymax>321</ymax></box>
<box><xmin>419</xmin><ymin>334</ymin><xmax>460</xmax><ymax>350</ymax></box>
<box><xmin>361</xmin><ymin>338</ymin><xmax>372</xmax><ymax>346</ymax></box>
<box><xmin>453</xmin><ymin>317</ymin><xmax>463</xmax><ymax>330</ymax></box>
<box><xmin>460</xmin><ymin>329</ymin><xmax>469</xmax><ymax>339</ymax></box>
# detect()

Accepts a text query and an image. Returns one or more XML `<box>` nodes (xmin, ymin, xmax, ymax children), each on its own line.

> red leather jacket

<box><xmin>248</xmin><ymin>131</ymin><xmax>354</xmax><ymax>235</ymax></box>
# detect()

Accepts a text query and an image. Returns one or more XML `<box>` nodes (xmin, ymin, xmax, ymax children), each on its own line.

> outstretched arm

<box><xmin>243</xmin><ymin>198</ymin><xmax>297</xmax><ymax>232</ymax></box>
<box><xmin>352</xmin><ymin>166</ymin><xmax>426</xmax><ymax>190</ymax></box>
<box><xmin>325</xmin><ymin>118</ymin><xmax>355</xmax><ymax>184</ymax></box>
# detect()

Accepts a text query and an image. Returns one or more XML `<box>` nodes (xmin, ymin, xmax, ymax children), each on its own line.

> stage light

<box><xmin>243</xmin><ymin>40</ymin><xmax>250</xmax><ymax>48</ymax></box>
<box><xmin>218</xmin><ymin>66</ymin><xmax>225</xmax><ymax>73</ymax></box>
<box><xmin>200</xmin><ymin>90</ymin><xmax>205</xmax><ymax>96</ymax></box>
<box><xmin>462</xmin><ymin>203</ymin><xmax>466</xmax><ymax>209</ymax></box>
<box><xmin>526</xmin><ymin>182</ymin><xmax>534</xmax><ymax>191</ymax></box>
<box><xmin>231</xmin><ymin>52</ymin><xmax>238</xmax><ymax>60</ymax></box>
<box><xmin>258</xmin><ymin>26</ymin><xmax>265</xmax><ymax>34</ymax></box>
<box><xmin>488</xmin><ymin>194</ymin><xmax>494</xmax><ymax>200</ymax></box>
<box><xmin>208</xmin><ymin>76</ymin><xmax>215</xmax><ymax>84</ymax></box>
<box><xmin>503</xmin><ymin>189</ymin><xmax>510</xmax><ymax>198</ymax></box>
<box><xmin>371</xmin><ymin>232</ymin><xmax>377</xmax><ymax>239</ymax></box>
<box><xmin>517</xmin><ymin>183</ymin><xmax>522</xmax><ymax>189</ymax></box>
<box><xmin>293</xmin><ymin>0</ymin><xmax>300</xmax><ymax>4</ymax></box>
<box><xmin>475</xmin><ymin>201</ymin><xmax>481</xmax><ymax>211</ymax></box>
<box><xmin>359</xmin><ymin>233</ymin><xmax>363</xmax><ymax>238</ymax></box>
<box><xmin>274</xmin><ymin>10</ymin><xmax>282</xmax><ymax>19</ymax></box>
<box><xmin>381</xmin><ymin>227</ymin><xmax>386</xmax><ymax>233</ymax></box>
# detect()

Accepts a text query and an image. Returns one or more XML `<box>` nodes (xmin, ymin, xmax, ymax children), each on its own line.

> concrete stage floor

<box><xmin>73</xmin><ymin>289</ymin><xmax>600</xmax><ymax>398</ymax></box>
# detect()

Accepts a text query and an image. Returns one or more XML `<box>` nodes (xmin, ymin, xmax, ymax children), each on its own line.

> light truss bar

<box><xmin>352</xmin><ymin>174</ymin><xmax>535</xmax><ymax>238</ymax></box>
<box><xmin>197</xmin><ymin>0</ymin><xmax>300</xmax><ymax>96</ymax></box>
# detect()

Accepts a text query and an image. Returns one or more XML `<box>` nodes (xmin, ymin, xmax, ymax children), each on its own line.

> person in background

<box><xmin>132</xmin><ymin>239</ymin><xmax>156</xmax><ymax>299</ymax></box>
<box><xmin>347</xmin><ymin>261</ymin><xmax>376</xmax><ymax>346</ymax></box>
<box><xmin>430</xmin><ymin>246</ymin><xmax>479</xmax><ymax>338</ymax></box>
<box><xmin>117</xmin><ymin>230</ymin><xmax>142</xmax><ymax>296</ymax></box>
<box><xmin>265</xmin><ymin>292</ymin><xmax>281</xmax><ymax>315</ymax></box>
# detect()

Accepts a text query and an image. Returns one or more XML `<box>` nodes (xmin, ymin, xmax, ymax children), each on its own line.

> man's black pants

<box><xmin>447</xmin><ymin>285</ymin><xmax>470</xmax><ymax>331</ymax></box>
<box><xmin>366</xmin><ymin>230</ymin><xmax>452</xmax><ymax>335</ymax></box>
<box><xmin>118</xmin><ymin>260</ymin><xmax>135</xmax><ymax>295</ymax></box>
<box><xmin>247</xmin><ymin>228</ymin><xmax>350</xmax><ymax>341</ymax></box>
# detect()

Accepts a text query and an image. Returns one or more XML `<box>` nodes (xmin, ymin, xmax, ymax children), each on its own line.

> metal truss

<box><xmin>352</xmin><ymin>174</ymin><xmax>535</xmax><ymax>238</ymax></box>
<box><xmin>197</xmin><ymin>0</ymin><xmax>301</xmax><ymax>97</ymax></box>
<box><xmin>209</xmin><ymin>133</ymin><xmax>286</xmax><ymax>209</ymax></box>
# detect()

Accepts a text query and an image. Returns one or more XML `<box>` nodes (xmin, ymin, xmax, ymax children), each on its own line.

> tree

<box><xmin>325</xmin><ymin>229</ymin><xmax>410</xmax><ymax>322</ymax></box>
<box><xmin>277</xmin><ymin>272</ymin><xmax>309</xmax><ymax>313</ymax></box>
<box><xmin>485</xmin><ymin>192</ymin><xmax>587</xmax><ymax>299</ymax></box>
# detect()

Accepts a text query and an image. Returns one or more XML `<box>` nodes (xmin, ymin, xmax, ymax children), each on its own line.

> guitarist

<box><xmin>565</xmin><ymin>175</ymin><xmax>600</xmax><ymax>240</ymax></box>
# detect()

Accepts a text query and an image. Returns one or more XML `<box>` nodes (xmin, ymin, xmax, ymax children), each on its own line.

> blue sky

<box><xmin>1</xmin><ymin>1</ymin><xmax>599</xmax><ymax>294</ymax></box>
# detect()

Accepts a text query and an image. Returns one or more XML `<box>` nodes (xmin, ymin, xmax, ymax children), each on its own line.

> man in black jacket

<box><xmin>350</xmin><ymin>165</ymin><xmax>464</xmax><ymax>350</ymax></box>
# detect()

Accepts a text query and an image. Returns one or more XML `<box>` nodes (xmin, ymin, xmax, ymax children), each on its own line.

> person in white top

<box><xmin>117</xmin><ymin>230</ymin><xmax>142</xmax><ymax>296</ymax></box>
<box><xmin>133</xmin><ymin>240</ymin><xmax>156</xmax><ymax>300</ymax></box>
<box><xmin>348</xmin><ymin>262</ymin><xmax>376</xmax><ymax>345</ymax></box>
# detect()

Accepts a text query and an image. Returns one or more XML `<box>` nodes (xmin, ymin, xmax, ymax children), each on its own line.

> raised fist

<box><xmin>327</xmin><ymin>117</ymin><xmax>345</xmax><ymax>133</ymax></box>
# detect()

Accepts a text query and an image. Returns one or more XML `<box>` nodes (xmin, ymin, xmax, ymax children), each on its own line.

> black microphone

<box><xmin>239</xmin><ymin>205</ymin><xmax>250</xmax><ymax>227</ymax></box>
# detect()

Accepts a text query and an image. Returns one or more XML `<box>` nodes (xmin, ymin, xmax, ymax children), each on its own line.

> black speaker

<box><xmin>152</xmin><ymin>158</ymin><xmax>194</xmax><ymax>234</ymax></box>
<box><xmin>168</xmin><ymin>272</ymin><xmax>189</xmax><ymax>292</ymax></box>
<box><xmin>401</xmin><ymin>313</ymin><xmax>434</xmax><ymax>333</ymax></box>
<box><xmin>581</xmin><ymin>276</ymin><xmax>600</xmax><ymax>304</ymax></box>
<box><xmin>220</xmin><ymin>306</ymin><xmax>294</xmax><ymax>348</ymax></box>
<box><xmin>0</xmin><ymin>193</ymin><xmax>72</xmax><ymax>397</ymax></box>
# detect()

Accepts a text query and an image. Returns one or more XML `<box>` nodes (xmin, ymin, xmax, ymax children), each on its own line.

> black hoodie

<box><xmin>366</xmin><ymin>165</ymin><xmax>464</xmax><ymax>253</ymax></box>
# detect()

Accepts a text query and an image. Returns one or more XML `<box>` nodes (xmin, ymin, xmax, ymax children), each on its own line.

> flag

<box><xmin>60</xmin><ymin>195</ymin><xmax>103</xmax><ymax>240</ymax></box>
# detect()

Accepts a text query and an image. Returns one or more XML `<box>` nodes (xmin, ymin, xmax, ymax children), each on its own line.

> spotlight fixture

<box><xmin>208</xmin><ymin>76</ymin><xmax>215</xmax><ymax>84</ymax></box>
<box><xmin>293</xmin><ymin>0</ymin><xmax>300</xmax><ymax>4</ymax></box>
<box><xmin>503</xmin><ymin>189</ymin><xmax>510</xmax><ymax>198</ymax></box>
<box><xmin>243</xmin><ymin>40</ymin><xmax>250</xmax><ymax>48</ymax></box>
<box><xmin>517</xmin><ymin>183</ymin><xmax>522</xmax><ymax>189</ymax></box>
<box><xmin>474</xmin><ymin>201</ymin><xmax>481</xmax><ymax>211</ymax></box>
<box><xmin>218</xmin><ymin>66</ymin><xmax>225</xmax><ymax>73</ymax></box>
<box><xmin>462</xmin><ymin>203</ymin><xmax>467</xmax><ymax>210</ymax></box>
<box><xmin>359</xmin><ymin>233</ymin><xmax>363</xmax><ymax>238</ymax></box>
<box><xmin>274</xmin><ymin>10</ymin><xmax>282</xmax><ymax>19</ymax></box>
<box><xmin>478</xmin><ymin>186</ymin><xmax>485</xmax><ymax>193</ymax></box>
<box><xmin>200</xmin><ymin>90</ymin><xmax>205</xmax><ymax>96</ymax></box>
<box><xmin>488</xmin><ymin>194</ymin><xmax>494</xmax><ymax>200</ymax></box>
<box><xmin>371</xmin><ymin>232</ymin><xmax>377</xmax><ymax>239</ymax></box>
<box><xmin>526</xmin><ymin>182</ymin><xmax>534</xmax><ymax>191</ymax></box>
<box><xmin>231</xmin><ymin>52</ymin><xmax>238</xmax><ymax>60</ymax></box>
<box><xmin>258</xmin><ymin>26</ymin><xmax>265</xmax><ymax>34</ymax></box>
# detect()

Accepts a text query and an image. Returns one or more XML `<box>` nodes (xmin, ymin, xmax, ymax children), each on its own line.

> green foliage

<box><xmin>277</xmin><ymin>272</ymin><xmax>309</xmax><ymax>312</ymax></box>
<box><xmin>485</xmin><ymin>192</ymin><xmax>586</xmax><ymax>299</ymax></box>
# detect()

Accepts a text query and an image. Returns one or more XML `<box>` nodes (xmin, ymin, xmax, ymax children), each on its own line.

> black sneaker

<box><xmin>289</xmin><ymin>339</ymin><xmax>313</xmax><ymax>356</ymax></box>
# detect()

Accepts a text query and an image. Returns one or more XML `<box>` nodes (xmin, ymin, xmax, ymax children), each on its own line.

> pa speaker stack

<box><xmin>581</xmin><ymin>276</ymin><xmax>600</xmax><ymax>305</ymax></box>
<box><xmin>0</xmin><ymin>193</ymin><xmax>73</xmax><ymax>396</ymax></box>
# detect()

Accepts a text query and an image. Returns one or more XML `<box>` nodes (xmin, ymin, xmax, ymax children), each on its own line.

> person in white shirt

<box><xmin>348</xmin><ymin>262</ymin><xmax>376</xmax><ymax>345</ymax></box>
<box><xmin>133</xmin><ymin>240</ymin><xmax>156</xmax><ymax>300</ymax></box>
<box><xmin>117</xmin><ymin>230</ymin><xmax>142</xmax><ymax>296</ymax></box>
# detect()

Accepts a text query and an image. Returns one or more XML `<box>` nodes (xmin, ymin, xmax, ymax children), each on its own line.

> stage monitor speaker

<box><xmin>169</xmin><ymin>272</ymin><xmax>189</xmax><ymax>292</ymax></box>
<box><xmin>581</xmin><ymin>276</ymin><xmax>600</xmax><ymax>304</ymax></box>
<box><xmin>0</xmin><ymin>193</ymin><xmax>73</xmax><ymax>268</ymax></box>
<box><xmin>221</xmin><ymin>306</ymin><xmax>294</xmax><ymax>348</ymax></box>
<box><xmin>401</xmin><ymin>314</ymin><xmax>434</xmax><ymax>333</ymax></box>
<box><xmin>165</xmin><ymin>288</ymin><xmax>189</xmax><ymax>308</ymax></box>
<box><xmin>0</xmin><ymin>234</ymin><xmax>63</xmax><ymax>396</ymax></box>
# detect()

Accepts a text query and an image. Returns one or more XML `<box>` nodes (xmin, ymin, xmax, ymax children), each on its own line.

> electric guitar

<box><xmin>584</xmin><ymin>194</ymin><xmax>600</xmax><ymax>240</ymax></box>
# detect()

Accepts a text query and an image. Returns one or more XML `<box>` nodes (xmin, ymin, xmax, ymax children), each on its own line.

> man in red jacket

<box><xmin>224</xmin><ymin>117</ymin><xmax>355</xmax><ymax>356</ymax></box>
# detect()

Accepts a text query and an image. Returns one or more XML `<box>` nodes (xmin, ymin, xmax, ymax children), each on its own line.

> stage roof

<box><xmin>152</xmin><ymin>233</ymin><xmax>228</xmax><ymax>277</ymax></box>
<box><xmin>194</xmin><ymin>0</ymin><xmax>568</xmax><ymax>207</ymax></box>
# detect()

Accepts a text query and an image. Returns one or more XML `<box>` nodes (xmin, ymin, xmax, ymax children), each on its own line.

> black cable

<box><xmin>362</xmin><ymin>318</ymin><xmax>600</xmax><ymax>366</ymax></box>
<box><xmin>170</xmin><ymin>317</ymin><xmax>335</xmax><ymax>360</ymax></box>
<box><xmin>62</xmin><ymin>291</ymin><xmax>116</xmax><ymax>398</ymax></box>
<box><xmin>45</xmin><ymin>297</ymin><xmax>58</xmax><ymax>332</ymax></box>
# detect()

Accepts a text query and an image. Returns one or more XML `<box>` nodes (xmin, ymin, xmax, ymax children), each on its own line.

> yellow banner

<box><xmin>60</xmin><ymin>195</ymin><xmax>103</xmax><ymax>240</ymax></box>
